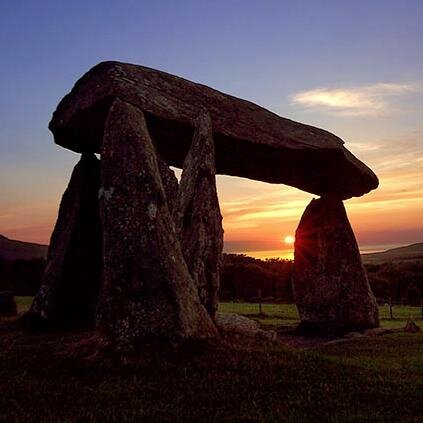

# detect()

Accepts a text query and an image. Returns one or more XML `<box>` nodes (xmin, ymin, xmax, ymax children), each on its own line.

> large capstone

<box><xmin>97</xmin><ymin>98</ymin><xmax>217</xmax><ymax>346</ymax></box>
<box><xmin>49</xmin><ymin>61</ymin><xmax>378</xmax><ymax>199</ymax></box>
<box><xmin>29</xmin><ymin>154</ymin><xmax>103</xmax><ymax>328</ymax></box>
<box><xmin>293</xmin><ymin>197</ymin><xmax>379</xmax><ymax>332</ymax></box>
<box><xmin>174</xmin><ymin>111</ymin><xmax>224</xmax><ymax>318</ymax></box>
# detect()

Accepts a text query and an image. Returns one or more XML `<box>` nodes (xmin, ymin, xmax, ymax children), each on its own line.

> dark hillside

<box><xmin>0</xmin><ymin>234</ymin><xmax>48</xmax><ymax>261</ymax></box>
<box><xmin>363</xmin><ymin>243</ymin><xmax>423</xmax><ymax>264</ymax></box>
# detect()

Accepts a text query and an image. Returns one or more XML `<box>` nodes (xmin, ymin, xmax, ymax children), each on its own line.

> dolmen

<box><xmin>28</xmin><ymin>61</ymin><xmax>379</xmax><ymax>346</ymax></box>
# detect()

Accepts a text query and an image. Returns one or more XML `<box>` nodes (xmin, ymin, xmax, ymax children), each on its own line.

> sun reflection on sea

<box><xmin>242</xmin><ymin>249</ymin><xmax>294</xmax><ymax>260</ymax></box>
<box><xmin>231</xmin><ymin>243</ymin><xmax>404</xmax><ymax>261</ymax></box>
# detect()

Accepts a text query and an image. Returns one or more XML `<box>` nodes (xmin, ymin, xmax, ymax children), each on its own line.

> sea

<box><xmin>223</xmin><ymin>244</ymin><xmax>403</xmax><ymax>260</ymax></box>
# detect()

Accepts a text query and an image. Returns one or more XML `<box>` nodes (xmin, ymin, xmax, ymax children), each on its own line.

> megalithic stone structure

<box><xmin>29</xmin><ymin>61</ymin><xmax>381</xmax><ymax>343</ymax></box>
<box><xmin>29</xmin><ymin>154</ymin><xmax>103</xmax><ymax>328</ymax></box>
<box><xmin>174</xmin><ymin>111</ymin><xmax>224</xmax><ymax>318</ymax></box>
<box><xmin>96</xmin><ymin>98</ymin><xmax>217</xmax><ymax>346</ymax></box>
<box><xmin>293</xmin><ymin>196</ymin><xmax>379</xmax><ymax>332</ymax></box>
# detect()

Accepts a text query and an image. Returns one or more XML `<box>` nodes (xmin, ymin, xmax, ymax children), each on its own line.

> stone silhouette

<box><xmin>29</xmin><ymin>61</ymin><xmax>380</xmax><ymax>344</ymax></box>
<box><xmin>97</xmin><ymin>99</ymin><xmax>217</xmax><ymax>346</ymax></box>
<box><xmin>174</xmin><ymin>111</ymin><xmax>224</xmax><ymax>318</ymax></box>
<box><xmin>29</xmin><ymin>154</ymin><xmax>102</xmax><ymax>328</ymax></box>
<box><xmin>157</xmin><ymin>157</ymin><xmax>179</xmax><ymax>213</ymax></box>
<box><xmin>293</xmin><ymin>197</ymin><xmax>379</xmax><ymax>332</ymax></box>
<box><xmin>0</xmin><ymin>291</ymin><xmax>17</xmax><ymax>316</ymax></box>
<box><xmin>49</xmin><ymin>61</ymin><xmax>378</xmax><ymax>199</ymax></box>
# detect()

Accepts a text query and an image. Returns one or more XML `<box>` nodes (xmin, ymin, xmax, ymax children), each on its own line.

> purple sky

<box><xmin>1</xmin><ymin>1</ymin><xmax>422</xmax><ymax>255</ymax></box>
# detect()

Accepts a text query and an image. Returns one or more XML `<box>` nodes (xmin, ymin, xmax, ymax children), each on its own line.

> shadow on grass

<box><xmin>0</xmin><ymin>315</ymin><xmax>422</xmax><ymax>422</ymax></box>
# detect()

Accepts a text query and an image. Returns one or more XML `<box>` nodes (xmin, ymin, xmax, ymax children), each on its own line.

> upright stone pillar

<box><xmin>97</xmin><ymin>99</ymin><xmax>217</xmax><ymax>346</ymax></box>
<box><xmin>157</xmin><ymin>157</ymin><xmax>179</xmax><ymax>213</ymax></box>
<box><xmin>293</xmin><ymin>196</ymin><xmax>379</xmax><ymax>332</ymax></box>
<box><xmin>29</xmin><ymin>154</ymin><xmax>103</xmax><ymax>328</ymax></box>
<box><xmin>174</xmin><ymin>111</ymin><xmax>223</xmax><ymax>318</ymax></box>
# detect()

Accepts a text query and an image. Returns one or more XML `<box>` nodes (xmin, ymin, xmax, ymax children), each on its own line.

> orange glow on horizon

<box><xmin>284</xmin><ymin>235</ymin><xmax>295</xmax><ymax>245</ymax></box>
<box><xmin>2</xmin><ymin>136</ymin><xmax>423</xmax><ymax>252</ymax></box>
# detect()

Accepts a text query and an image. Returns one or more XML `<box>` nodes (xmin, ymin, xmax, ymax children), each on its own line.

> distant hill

<box><xmin>362</xmin><ymin>243</ymin><xmax>423</xmax><ymax>264</ymax></box>
<box><xmin>0</xmin><ymin>234</ymin><xmax>48</xmax><ymax>261</ymax></box>
<box><xmin>1</xmin><ymin>232</ymin><xmax>421</xmax><ymax>265</ymax></box>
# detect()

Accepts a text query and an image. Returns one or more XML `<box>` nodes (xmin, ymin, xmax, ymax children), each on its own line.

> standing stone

<box><xmin>157</xmin><ymin>157</ymin><xmax>179</xmax><ymax>213</ymax></box>
<box><xmin>28</xmin><ymin>154</ymin><xmax>102</xmax><ymax>328</ymax></box>
<box><xmin>0</xmin><ymin>291</ymin><xmax>17</xmax><ymax>316</ymax></box>
<box><xmin>174</xmin><ymin>111</ymin><xmax>224</xmax><ymax>318</ymax></box>
<box><xmin>97</xmin><ymin>98</ymin><xmax>217</xmax><ymax>347</ymax></box>
<box><xmin>293</xmin><ymin>196</ymin><xmax>379</xmax><ymax>332</ymax></box>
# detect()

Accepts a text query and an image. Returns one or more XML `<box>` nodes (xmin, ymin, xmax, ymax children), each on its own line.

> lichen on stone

<box><xmin>98</xmin><ymin>186</ymin><xmax>115</xmax><ymax>201</ymax></box>
<box><xmin>147</xmin><ymin>202</ymin><xmax>157</xmax><ymax>220</ymax></box>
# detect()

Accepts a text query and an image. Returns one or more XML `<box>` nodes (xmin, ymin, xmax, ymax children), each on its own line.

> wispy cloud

<box><xmin>291</xmin><ymin>83</ymin><xmax>422</xmax><ymax>116</ymax></box>
<box><xmin>353</xmin><ymin>130</ymin><xmax>423</xmax><ymax>173</ymax></box>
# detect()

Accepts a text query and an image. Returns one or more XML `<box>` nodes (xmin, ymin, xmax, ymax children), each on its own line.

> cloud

<box><xmin>354</xmin><ymin>130</ymin><xmax>423</xmax><ymax>173</ymax></box>
<box><xmin>291</xmin><ymin>83</ymin><xmax>421</xmax><ymax>116</ymax></box>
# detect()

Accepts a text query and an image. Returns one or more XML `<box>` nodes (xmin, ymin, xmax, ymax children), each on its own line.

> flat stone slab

<box><xmin>49</xmin><ymin>61</ymin><xmax>378</xmax><ymax>198</ymax></box>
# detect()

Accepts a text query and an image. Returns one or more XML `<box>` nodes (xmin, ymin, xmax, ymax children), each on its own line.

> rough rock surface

<box><xmin>215</xmin><ymin>312</ymin><xmax>276</xmax><ymax>341</ymax></box>
<box><xmin>49</xmin><ymin>61</ymin><xmax>378</xmax><ymax>199</ymax></box>
<box><xmin>404</xmin><ymin>319</ymin><xmax>421</xmax><ymax>333</ymax></box>
<box><xmin>174</xmin><ymin>111</ymin><xmax>223</xmax><ymax>318</ymax></box>
<box><xmin>157</xmin><ymin>156</ymin><xmax>179</xmax><ymax>213</ymax></box>
<box><xmin>362</xmin><ymin>327</ymin><xmax>399</xmax><ymax>336</ymax></box>
<box><xmin>0</xmin><ymin>291</ymin><xmax>17</xmax><ymax>316</ymax></box>
<box><xmin>216</xmin><ymin>312</ymin><xmax>261</xmax><ymax>333</ymax></box>
<box><xmin>29</xmin><ymin>154</ymin><xmax>103</xmax><ymax>328</ymax></box>
<box><xmin>97</xmin><ymin>98</ymin><xmax>217</xmax><ymax>346</ymax></box>
<box><xmin>293</xmin><ymin>196</ymin><xmax>379</xmax><ymax>332</ymax></box>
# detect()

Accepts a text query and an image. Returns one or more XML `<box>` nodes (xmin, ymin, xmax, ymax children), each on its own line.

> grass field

<box><xmin>14</xmin><ymin>296</ymin><xmax>32</xmax><ymax>312</ymax></box>
<box><xmin>16</xmin><ymin>297</ymin><xmax>422</xmax><ymax>329</ymax></box>
<box><xmin>2</xmin><ymin>297</ymin><xmax>421</xmax><ymax>422</ymax></box>
<box><xmin>220</xmin><ymin>302</ymin><xmax>422</xmax><ymax>330</ymax></box>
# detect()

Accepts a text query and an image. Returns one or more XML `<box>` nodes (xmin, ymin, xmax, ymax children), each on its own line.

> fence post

<box><xmin>389</xmin><ymin>297</ymin><xmax>393</xmax><ymax>320</ymax></box>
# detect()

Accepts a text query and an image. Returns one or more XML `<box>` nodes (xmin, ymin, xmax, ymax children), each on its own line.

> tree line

<box><xmin>0</xmin><ymin>254</ymin><xmax>422</xmax><ymax>305</ymax></box>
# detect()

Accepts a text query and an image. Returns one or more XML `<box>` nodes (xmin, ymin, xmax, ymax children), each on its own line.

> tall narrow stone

<box><xmin>29</xmin><ymin>154</ymin><xmax>102</xmax><ymax>328</ymax></box>
<box><xmin>293</xmin><ymin>196</ymin><xmax>379</xmax><ymax>332</ymax></box>
<box><xmin>157</xmin><ymin>157</ymin><xmax>179</xmax><ymax>213</ymax></box>
<box><xmin>97</xmin><ymin>99</ymin><xmax>217</xmax><ymax>346</ymax></box>
<box><xmin>174</xmin><ymin>111</ymin><xmax>224</xmax><ymax>318</ymax></box>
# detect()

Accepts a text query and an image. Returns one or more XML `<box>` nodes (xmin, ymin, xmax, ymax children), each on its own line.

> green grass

<box><xmin>15</xmin><ymin>297</ymin><xmax>421</xmax><ymax>329</ymax></box>
<box><xmin>14</xmin><ymin>297</ymin><xmax>422</xmax><ymax>330</ymax></box>
<box><xmin>1</xmin><ymin>298</ymin><xmax>422</xmax><ymax>421</ymax></box>
<box><xmin>0</xmin><ymin>315</ymin><xmax>422</xmax><ymax>422</ymax></box>
<box><xmin>219</xmin><ymin>302</ymin><xmax>422</xmax><ymax>330</ymax></box>
<box><xmin>15</xmin><ymin>296</ymin><xmax>33</xmax><ymax>312</ymax></box>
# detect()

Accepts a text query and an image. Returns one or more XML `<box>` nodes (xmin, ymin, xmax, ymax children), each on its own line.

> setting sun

<box><xmin>284</xmin><ymin>235</ymin><xmax>295</xmax><ymax>245</ymax></box>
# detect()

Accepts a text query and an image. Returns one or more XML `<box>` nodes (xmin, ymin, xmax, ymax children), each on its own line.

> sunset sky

<box><xmin>1</xmin><ymin>1</ymin><xmax>422</xmax><ymax>258</ymax></box>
